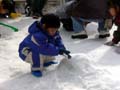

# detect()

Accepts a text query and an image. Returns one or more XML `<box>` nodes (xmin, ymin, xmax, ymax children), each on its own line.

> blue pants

<box><xmin>19</xmin><ymin>46</ymin><xmax>55</xmax><ymax>71</ymax></box>
<box><xmin>71</xmin><ymin>17</ymin><xmax>107</xmax><ymax>33</ymax></box>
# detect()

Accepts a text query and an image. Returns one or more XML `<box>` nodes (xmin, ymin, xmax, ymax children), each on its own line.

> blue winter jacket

<box><xmin>19</xmin><ymin>21</ymin><xmax>65</xmax><ymax>60</ymax></box>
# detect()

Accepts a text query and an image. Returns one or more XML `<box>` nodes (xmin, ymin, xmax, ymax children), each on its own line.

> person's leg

<box><xmin>61</xmin><ymin>18</ymin><xmax>73</xmax><ymax>31</ymax></box>
<box><xmin>71</xmin><ymin>17</ymin><xmax>85</xmax><ymax>32</ymax></box>
<box><xmin>31</xmin><ymin>0</ymin><xmax>36</xmax><ymax>14</ymax></box>
<box><xmin>24</xmin><ymin>44</ymin><xmax>43</xmax><ymax>77</ymax></box>
<box><xmin>98</xmin><ymin>20</ymin><xmax>110</xmax><ymax>38</ymax></box>
<box><xmin>43</xmin><ymin>56</ymin><xmax>57</xmax><ymax>67</ymax></box>
<box><xmin>39</xmin><ymin>0</ymin><xmax>47</xmax><ymax>16</ymax></box>
<box><xmin>71</xmin><ymin>17</ymin><xmax>88</xmax><ymax>39</ymax></box>
<box><xmin>112</xmin><ymin>26</ymin><xmax>120</xmax><ymax>44</ymax></box>
<box><xmin>32</xmin><ymin>0</ymin><xmax>40</xmax><ymax>18</ymax></box>
<box><xmin>29</xmin><ymin>54</ymin><xmax>57</xmax><ymax>69</ymax></box>
<box><xmin>25</xmin><ymin>4</ymin><xmax>28</xmax><ymax>14</ymax></box>
<box><xmin>31</xmin><ymin>52</ymin><xmax>42</xmax><ymax>71</ymax></box>
<box><xmin>25</xmin><ymin>4</ymin><xmax>31</xmax><ymax>16</ymax></box>
<box><xmin>19</xmin><ymin>45</ymin><xmax>42</xmax><ymax>77</ymax></box>
<box><xmin>32</xmin><ymin>0</ymin><xmax>47</xmax><ymax>17</ymax></box>
<box><xmin>30</xmin><ymin>54</ymin><xmax>57</xmax><ymax>68</ymax></box>
<box><xmin>105</xmin><ymin>26</ymin><xmax>120</xmax><ymax>46</ymax></box>
<box><xmin>65</xmin><ymin>0</ymin><xmax>71</xmax><ymax>2</ymax></box>
<box><xmin>79</xmin><ymin>18</ymin><xmax>110</xmax><ymax>38</ymax></box>
<box><xmin>19</xmin><ymin>40</ymin><xmax>43</xmax><ymax>78</ymax></box>
<box><xmin>30</xmin><ymin>51</ymin><xmax>43</xmax><ymax>77</ymax></box>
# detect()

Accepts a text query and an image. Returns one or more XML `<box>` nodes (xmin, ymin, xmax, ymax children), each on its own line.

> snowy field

<box><xmin>0</xmin><ymin>16</ymin><xmax>120</xmax><ymax>90</ymax></box>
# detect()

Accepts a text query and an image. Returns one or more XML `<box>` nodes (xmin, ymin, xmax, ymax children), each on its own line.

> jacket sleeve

<box><xmin>32</xmin><ymin>33</ymin><xmax>60</xmax><ymax>56</ymax></box>
<box><xmin>55</xmin><ymin>32</ymin><xmax>66</xmax><ymax>50</ymax></box>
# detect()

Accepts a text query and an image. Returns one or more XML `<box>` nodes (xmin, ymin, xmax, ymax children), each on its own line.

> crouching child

<box><xmin>18</xmin><ymin>14</ymin><xmax>71</xmax><ymax>77</ymax></box>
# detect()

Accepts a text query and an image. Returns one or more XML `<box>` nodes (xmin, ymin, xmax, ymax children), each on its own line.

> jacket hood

<box><xmin>28</xmin><ymin>21</ymin><xmax>41</xmax><ymax>34</ymax></box>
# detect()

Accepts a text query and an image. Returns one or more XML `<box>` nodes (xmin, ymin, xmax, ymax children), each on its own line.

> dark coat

<box><xmin>114</xmin><ymin>14</ymin><xmax>120</xmax><ymax>26</ymax></box>
<box><xmin>26</xmin><ymin>0</ymin><xmax>32</xmax><ymax>6</ymax></box>
<box><xmin>66</xmin><ymin>0</ymin><xmax>108</xmax><ymax>19</ymax></box>
<box><xmin>32</xmin><ymin>0</ymin><xmax>47</xmax><ymax>11</ymax></box>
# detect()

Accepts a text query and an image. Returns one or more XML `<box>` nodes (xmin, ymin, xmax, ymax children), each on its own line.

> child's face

<box><xmin>47</xmin><ymin>28</ymin><xmax>58</xmax><ymax>36</ymax></box>
<box><xmin>109</xmin><ymin>8</ymin><xmax>117</xmax><ymax>16</ymax></box>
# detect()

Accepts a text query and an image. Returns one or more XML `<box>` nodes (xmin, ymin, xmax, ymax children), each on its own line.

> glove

<box><xmin>59</xmin><ymin>49</ymin><xmax>70</xmax><ymax>55</ymax></box>
<box><xmin>59</xmin><ymin>49</ymin><xmax>72</xmax><ymax>59</ymax></box>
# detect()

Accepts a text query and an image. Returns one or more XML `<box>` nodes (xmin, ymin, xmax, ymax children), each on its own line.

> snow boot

<box><xmin>31</xmin><ymin>70</ymin><xmax>42</xmax><ymax>77</ymax></box>
<box><xmin>99</xmin><ymin>30</ymin><xmax>110</xmax><ymax>38</ymax></box>
<box><xmin>71</xmin><ymin>30</ymin><xmax>88</xmax><ymax>39</ymax></box>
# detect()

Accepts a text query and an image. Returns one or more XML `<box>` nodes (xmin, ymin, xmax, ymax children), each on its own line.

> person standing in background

<box><xmin>106</xmin><ymin>0</ymin><xmax>120</xmax><ymax>46</ymax></box>
<box><xmin>66</xmin><ymin>0</ymin><xmax>111</xmax><ymax>39</ymax></box>
<box><xmin>25</xmin><ymin>0</ymin><xmax>32</xmax><ymax>16</ymax></box>
<box><xmin>1</xmin><ymin>0</ymin><xmax>16</xmax><ymax>18</ymax></box>
<box><xmin>32</xmin><ymin>0</ymin><xmax>47</xmax><ymax>19</ymax></box>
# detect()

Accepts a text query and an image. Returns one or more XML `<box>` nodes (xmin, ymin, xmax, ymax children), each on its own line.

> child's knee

<box><xmin>25</xmin><ymin>52</ymin><xmax>33</xmax><ymax>64</ymax></box>
<box><xmin>19</xmin><ymin>46</ymin><xmax>32</xmax><ymax>63</ymax></box>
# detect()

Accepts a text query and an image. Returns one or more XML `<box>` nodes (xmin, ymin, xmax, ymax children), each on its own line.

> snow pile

<box><xmin>0</xmin><ymin>53</ymin><xmax>119</xmax><ymax>90</ymax></box>
<box><xmin>56</xmin><ymin>54</ymin><xmax>117</xmax><ymax>90</ymax></box>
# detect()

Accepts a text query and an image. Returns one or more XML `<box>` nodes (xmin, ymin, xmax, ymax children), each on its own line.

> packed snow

<box><xmin>0</xmin><ymin>17</ymin><xmax>120</xmax><ymax>90</ymax></box>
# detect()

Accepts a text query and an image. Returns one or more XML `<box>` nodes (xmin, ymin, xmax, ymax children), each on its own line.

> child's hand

<box><xmin>59</xmin><ymin>49</ymin><xmax>69</xmax><ymax>55</ymax></box>
<box><xmin>59</xmin><ymin>49</ymin><xmax>71</xmax><ymax>59</ymax></box>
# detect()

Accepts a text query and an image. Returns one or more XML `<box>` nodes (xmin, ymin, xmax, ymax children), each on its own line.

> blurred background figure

<box><xmin>61</xmin><ymin>0</ymin><xmax>73</xmax><ymax>32</ymax></box>
<box><xmin>66</xmin><ymin>0</ymin><xmax>111</xmax><ymax>39</ymax></box>
<box><xmin>25</xmin><ymin>0</ymin><xmax>32</xmax><ymax>17</ymax></box>
<box><xmin>32</xmin><ymin>0</ymin><xmax>47</xmax><ymax>19</ymax></box>
<box><xmin>65</xmin><ymin>0</ymin><xmax>72</xmax><ymax>2</ymax></box>
<box><xmin>1</xmin><ymin>0</ymin><xmax>16</xmax><ymax>18</ymax></box>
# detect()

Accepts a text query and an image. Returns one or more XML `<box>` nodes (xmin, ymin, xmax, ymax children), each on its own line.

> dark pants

<box><xmin>32</xmin><ymin>0</ymin><xmax>47</xmax><ymax>16</ymax></box>
<box><xmin>112</xmin><ymin>26</ymin><xmax>120</xmax><ymax>44</ymax></box>
<box><xmin>25</xmin><ymin>0</ymin><xmax>32</xmax><ymax>16</ymax></box>
<box><xmin>61</xmin><ymin>18</ymin><xmax>73</xmax><ymax>31</ymax></box>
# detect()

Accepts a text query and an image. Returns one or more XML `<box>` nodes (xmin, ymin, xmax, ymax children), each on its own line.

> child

<box><xmin>106</xmin><ymin>1</ymin><xmax>120</xmax><ymax>46</ymax></box>
<box><xmin>18</xmin><ymin>14</ymin><xmax>71</xmax><ymax>77</ymax></box>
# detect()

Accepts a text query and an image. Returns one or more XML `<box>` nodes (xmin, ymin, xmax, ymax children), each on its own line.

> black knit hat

<box><xmin>40</xmin><ymin>14</ymin><xmax>60</xmax><ymax>29</ymax></box>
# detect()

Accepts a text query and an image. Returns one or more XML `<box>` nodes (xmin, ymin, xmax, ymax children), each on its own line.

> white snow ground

<box><xmin>0</xmin><ymin>17</ymin><xmax>120</xmax><ymax>90</ymax></box>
